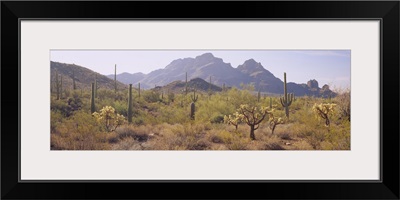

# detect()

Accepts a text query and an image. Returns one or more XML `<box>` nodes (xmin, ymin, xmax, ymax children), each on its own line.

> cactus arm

<box><xmin>280</xmin><ymin>97</ymin><xmax>286</xmax><ymax>107</ymax></box>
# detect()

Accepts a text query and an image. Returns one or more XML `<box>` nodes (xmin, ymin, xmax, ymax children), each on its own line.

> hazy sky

<box><xmin>50</xmin><ymin>50</ymin><xmax>350</xmax><ymax>89</ymax></box>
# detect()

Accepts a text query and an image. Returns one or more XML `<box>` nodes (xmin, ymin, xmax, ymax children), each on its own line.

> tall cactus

<box><xmin>138</xmin><ymin>82</ymin><xmax>141</xmax><ymax>99</ymax></box>
<box><xmin>269</xmin><ymin>97</ymin><xmax>273</xmax><ymax>109</ymax></box>
<box><xmin>208</xmin><ymin>76</ymin><xmax>212</xmax><ymax>99</ymax></box>
<box><xmin>280</xmin><ymin>72</ymin><xmax>294</xmax><ymax>118</ymax></box>
<box><xmin>128</xmin><ymin>84</ymin><xmax>133</xmax><ymax>123</ymax></box>
<box><xmin>72</xmin><ymin>70</ymin><xmax>76</xmax><ymax>90</ymax></box>
<box><xmin>91</xmin><ymin>83</ymin><xmax>96</xmax><ymax>114</ymax></box>
<box><xmin>94</xmin><ymin>74</ymin><xmax>99</xmax><ymax>98</ymax></box>
<box><xmin>60</xmin><ymin>75</ymin><xmax>63</xmax><ymax>99</ymax></box>
<box><xmin>114</xmin><ymin>64</ymin><xmax>117</xmax><ymax>93</ymax></box>
<box><xmin>190</xmin><ymin>87</ymin><xmax>198</xmax><ymax>120</ymax></box>
<box><xmin>257</xmin><ymin>89</ymin><xmax>261</xmax><ymax>102</ymax></box>
<box><xmin>55</xmin><ymin>70</ymin><xmax>60</xmax><ymax>100</ymax></box>
<box><xmin>185</xmin><ymin>72</ymin><xmax>188</xmax><ymax>95</ymax></box>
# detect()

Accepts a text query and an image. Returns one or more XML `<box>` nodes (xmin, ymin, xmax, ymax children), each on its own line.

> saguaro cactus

<box><xmin>269</xmin><ymin>97</ymin><xmax>273</xmax><ymax>109</ymax></box>
<box><xmin>60</xmin><ymin>75</ymin><xmax>63</xmax><ymax>99</ymax></box>
<box><xmin>91</xmin><ymin>83</ymin><xmax>96</xmax><ymax>113</ymax></box>
<box><xmin>72</xmin><ymin>70</ymin><xmax>76</xmax><ymax>90</ymax></box>
<box><xmin>114</xmin><ymin>64</ymin><xmax>117</xmax><ymax>93</ymax></box>
<box><xmin>94</xmin><ymin>74</ymin><xmax>99</xmax><ymax>98</ymax></box>
<box><xmin>280</xmin><ymin>72</ymin><xmax>294</xmax><ymax>118</ymax></box>
<box><xmin>55</xmin><ymin>71</ymin><xmax>60</xmax><ymax>100</ymax></box>
<box><xmin>208</xmin><ymin>76</ymin><xmax>212</xmax><ymax>98</ymax></box>
<box><xmin>185</xmin><ymin>72</ymin><xmax>188</xmax><ymax>96</ymax></box>
<box><xmin>128</xmin><ymin>84</ymin><xmax>133</xmax><ymax>123</ymax></box>
<box><xmin>138</xmin><ymin>82</ymin><xmax>141</xmax><ymax>99</ymax></box>
<box><xmin>190</xmin><ymin>87</ymin><xmax>198</xmax><ymax>120</ymax></box>
<box><xmin>257</xmin><ymin>89</ymin><xmax>261</xmax><ymax>102</ymax></box>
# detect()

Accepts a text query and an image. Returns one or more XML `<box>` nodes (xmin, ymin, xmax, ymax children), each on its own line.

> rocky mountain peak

<box><xmin>307</xmin><ymin>79</ymin><xmax>319</xmax><ymax>89</ymax></box>
<box><xmin>237</xmin><ymin>59</ymin><xmax>265</xmax><ymax>74</ymax></box>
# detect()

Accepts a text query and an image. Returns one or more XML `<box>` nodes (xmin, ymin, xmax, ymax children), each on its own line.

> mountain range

<box><xmin>50</xmin><ymin>61</ymin><xmax>127</xmax><ymax>91</ymax></box>
<box><xmin>107</xmin><ymin>53</ymin><xmax>335</xmax><ymax>97</ymax></box>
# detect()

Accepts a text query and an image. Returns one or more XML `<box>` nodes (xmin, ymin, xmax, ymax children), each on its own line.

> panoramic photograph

<box><xmin>50</xmin><ymin>50</ymin><xmax>351</xmax><ymax>150</ymax></box>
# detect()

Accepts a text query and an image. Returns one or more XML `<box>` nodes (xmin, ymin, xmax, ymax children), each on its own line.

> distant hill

<box><xmin>111</xmin><ymin>53</ymin><xmax>336</xmax><ymax>97</ymax></box>
<box><xmin>50</xmin><ymin>61</ymin><xmax>127</xmax><ymax>91</ymax></box>
<box><xmin>153</xmin><ymin>77</ymin><xmax>223</xmax><ymax>94</ymax></box>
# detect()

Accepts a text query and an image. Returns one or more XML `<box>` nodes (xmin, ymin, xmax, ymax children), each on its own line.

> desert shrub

<box><xmin>50</xmin><ymin>110</ymin><xmax>64</xmax><ymax>133</ymax></box>
<box><xmin>115</xmin><ymin>125</ymin><xmax>150</xmax><ymax>142</ymax></box>
<box><xmin>143</xmin><ymin>90</ymin><xmax>160</xmax><ymax>103</ymax></box>
<box><xmin>264</xmin><ymin>143</ymin><xmax>285</xmax><ymax>150</ymax></box>
<box><xmin>112</xmin><ymin>137</ymin><xmax>143</xmax><ymax>150</ymax></box>
<box><xmin>66</xmin><ymin>93</ymin><xmax>83</xmax><ymax>114</ymax></box>
<box><xmin>64</xmin><ymin>89</ymin><xmax>71</xmax><ymax>98</ymax></box>
<box><xmin>226</xmin><ymin>87</ymin><xmax>257</xmax><ymax>108</ymax></box>
<box><xmin>335</xmin><ymin>91</ymin><xmax>351</xmax><ymax>121</ymax></box>
<box><xmin>293</xmin><ymin>140</ymin><xmax>314</xmax><ymax>150</ymax></box>
<box><xmin>216</xmin><ymin>130</ymin><xmax>234</xmax><ymax>144</ymax></box>
<box><xmin>210</xmin><ymin>114</ymin><xmax>224</xmax><ymax>124</ymax></box>
<box><xmin>50</xmin><ymin>111</ymin><xmax>110</xmax><ymax>150</ymax></box>
<box><xmin>51</xmin><ymin>99</ymin><xmax>71</xmax><ymax>117</ymax></box>
<box><xmin>279</xmin><ymin>132</ymin><xmax>291</xmax><ymax>140</ymax></box>
<box><xmin>226</xmin><ymin>137</ymin><xmax>249</xmax><ymax>150</ymax></box>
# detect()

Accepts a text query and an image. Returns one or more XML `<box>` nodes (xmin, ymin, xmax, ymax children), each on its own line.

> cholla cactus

<box><xmin>223</xmin><ymin>112</ymin><xmax>243</xmax><ymax>130</ymax></box>
<box><xmin>268</xmin><ymin>111</ymin><xmax>284</xmax><ymax>135</ymax></box>
<box><xmin>92</xmin><ymin>106</ymin><xmax>126</xmax><ymax>132</ymax></box>
<box><xmin>312</xmin><ymin>103</ymin><xmax>336</xmax><ymax>127</ymax></box>
<box><xmin>238</xmin><ymin>104</ymin><xmax>271</xmax><ymax>140</ymax></box>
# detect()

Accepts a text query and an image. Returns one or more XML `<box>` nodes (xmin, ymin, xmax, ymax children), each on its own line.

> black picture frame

<box><xmin>2</xmin><ymin>1</ymin><xmax>399</xmax><ymax>199</ymax></box>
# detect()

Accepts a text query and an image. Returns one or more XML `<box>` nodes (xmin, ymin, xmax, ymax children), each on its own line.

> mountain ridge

<box><xmin>108</xmin><ymin>53</ymin><xmax>335</xmax><ymax>97</ymax></box>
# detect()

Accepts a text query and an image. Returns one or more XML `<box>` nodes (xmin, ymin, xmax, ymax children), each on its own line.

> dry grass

<box><xmin>51</xmin><ymin>94</ymin><xmax>350</xmax><ymax>150</ymax></box>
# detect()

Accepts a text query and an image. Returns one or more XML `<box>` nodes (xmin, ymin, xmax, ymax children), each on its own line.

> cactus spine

<box><xmin>280</xmin><ymin>72</ymin><xmax>294</xmax><ymax>118</ymax></box>
<box><xmin>128</xmin><ymin>84</ymin><xmax>133</xmax><ymax>123</ymax></box>
<box><xmin>91</xmin><ymin>83</ymin><xmax>96</xmax><ymax>114</ymax></box>
<box><xmin>190</xmin><ymin>87</ymin><xmax>198</xmax><ymax>120</ymax></box>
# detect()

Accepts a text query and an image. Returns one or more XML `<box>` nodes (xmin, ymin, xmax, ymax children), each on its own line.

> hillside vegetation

<box><xmin>50</xmin><ymin>70</ymin><xmax>350</xmax><ymax>150</ymax></box>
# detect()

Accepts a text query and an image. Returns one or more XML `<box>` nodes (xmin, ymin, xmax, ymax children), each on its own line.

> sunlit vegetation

<box><xmin>50</xmin><ymin>79</ymin><xmax>350</xmax><ymax>150</ymax></box>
